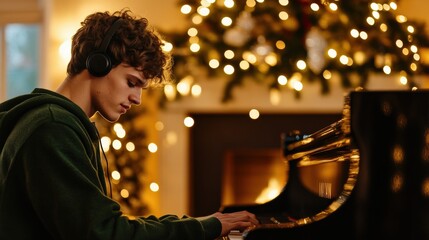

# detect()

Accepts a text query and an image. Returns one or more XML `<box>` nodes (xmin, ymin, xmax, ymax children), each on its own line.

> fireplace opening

<box><xmin>221</xmin><ymin>148</ymin><xmax>287</xmax><ymax>206</ymax></box>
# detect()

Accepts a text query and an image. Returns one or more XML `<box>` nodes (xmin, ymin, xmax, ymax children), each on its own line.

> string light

<box><xmin>249</xmin><ymin>109</ymin><xmax>260</xmax><ymax>120</ymax></box>
<box><xmin>163</xmin><ymin>0</ymin><xmax>429</xmax><ymax>103</ymax></box>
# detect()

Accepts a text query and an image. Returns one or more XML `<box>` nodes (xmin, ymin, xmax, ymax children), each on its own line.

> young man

<box><xmin>0</xmin><ymin>9</ymin><xmax>258</xmax><ymax>239</ymax></box>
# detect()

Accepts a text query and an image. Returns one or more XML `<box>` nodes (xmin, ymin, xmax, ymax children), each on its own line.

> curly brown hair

<box><xmin>67</xmin><ymin>9</ymin><xmax>172</xmax><ymax>85</ymax></box>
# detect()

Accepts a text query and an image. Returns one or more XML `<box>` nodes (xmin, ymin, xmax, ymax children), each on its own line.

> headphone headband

<box><xmin>98</xmin><ymin>18</ymin><xmax>123</xmax><ymax>52</ymax></box>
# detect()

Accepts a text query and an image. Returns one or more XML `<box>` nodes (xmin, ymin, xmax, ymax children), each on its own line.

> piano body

<box><xmin>220</xmin><ymin>91</ymin><xmax>429</xmax><ymax>240</ymax></box>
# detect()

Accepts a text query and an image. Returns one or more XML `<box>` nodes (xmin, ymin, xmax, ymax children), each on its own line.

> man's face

<box><xmin>90</xmin><ymin>63</ymin><xmax>147</xmax><ymax>122</ymax></box>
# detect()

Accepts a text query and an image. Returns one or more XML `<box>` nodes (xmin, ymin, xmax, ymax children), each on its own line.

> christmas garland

<box><xmin>163</xmin><ymin>0</ymin><xmax>429</xmax><ymax>102</ymax></box>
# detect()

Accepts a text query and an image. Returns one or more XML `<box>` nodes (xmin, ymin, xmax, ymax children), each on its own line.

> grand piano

<box><xmin>220</xmin><ymin>90</ymin><xmax>429</xmax><ymax>240</ymax></box>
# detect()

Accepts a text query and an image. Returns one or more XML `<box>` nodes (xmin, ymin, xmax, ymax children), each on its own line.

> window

<box><xmin>4</xmin><ymin>24</ymin><xmax>41</xmax><ymax>99</ymax></box>
<box><xmin>0</xmin><ymin>0</ymin><xmax>43</xmax><ymax>101</ymax></box>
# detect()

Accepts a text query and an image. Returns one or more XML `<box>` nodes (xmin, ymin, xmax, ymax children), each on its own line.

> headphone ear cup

<box><xmin>86</xmin><ymin>51</ymin><xmax>112</xmax><ymax>77</ymax></box>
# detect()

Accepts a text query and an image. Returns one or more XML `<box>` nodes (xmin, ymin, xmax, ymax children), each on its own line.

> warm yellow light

<box><xmin>249</xmin><ymin>109</ymin><xmax>260</xmax><ymax>120</ymax></box>
<box><xmin>370</xmin><ymin>2</ymin><xmax>379</xmax><ymax>11</ymax></box>
<box><xmin>243</xmin><ymin>51</ymin><xmax>257</xmax><ymax>64</ymax></box>
<box><xmin>291</xmin><ymin>79</ymin><xmax>303</xmax><ymax>91</ymax></box>
<box><xmin>224</xmin><ymin>0</ymin><xmax>235</xmax><ymax>8</ymax></box>
<box><xmin>112</xmin><ymin>139</ymin><xmax>122</xmax><ymax>150</ymax></box>
<box><xmin>184</xmin><ymin>116</ymin><xmax>195</xmax><ymax>127</ymax></box>
<box><xmin>111</xmin><ymin>170</ymin><xmax>121</xmax><ymax>180</ymax></box>
<box><xmin>399</xmin><ymin>75</ymin><xmax>408</xmax><ymax>85</ymax></box>
<box><xmin>380</xmin><ymin>23</ymin><xmax>388</xmax><ymax>32</ymax></box>
<box><xmin>372</xmin><ymin>11</ymin><xmax>380</xmax><ymax>19</ymax></box>
<box><xmin>275</xmin><ymin>40</ymin><xmax>286</xmax><ymax>50</ymax></box>
<box><xmin>296</xmin><ymin>60</ymin><xmax>306</xmax><ymax>70</ymax></box>
<box><xmin>383</xmin><ymin>65</ymin><xmax>392</xmax><ymax>74</ymax></box>
<box><xmin>224</xmin><ymin>64</ymin><xmax>235</xmax><ymax>75</ymax></box>
<box><xmin>221</xmin><ymin>17</ymin><xmax>233</xmax><ymax>26</ymax></box>
<box><xmin>200</xmin><ymin>0</ymin><xmax>214</xmax><ymax>7</ymax></box>
<box><xmin>279</xmin><ymin>0</ymin><xmax>289</xmax><ymax>6</ymax></box>
<box><xmin>239</xmin><ymin>60</ymin><xmax>250</xmax><ymax>70</ymax></box>
<box><xmin>410</xmin><ymin>62</ymin><xmax>418</xmax><ymax>71</ymax></box>
<box><xmin>360</xmin><ymin>31</ymin><xmax>368</xmax><ymax>40</ymax></box>
<box><xmin>407</xmin><ymin>25</ymin><xmax>415</xmax><ymax>33</ymax></box>
<box><xmin>164</xmin><ymin>84</ymin><xmax>176</xmax><ymax>101</ymax></box>
<box><xmin>100</xmin><ymin>136</ymin><xmax>111</xmax><ymax>152</ymax></box>
<box><xmin>189</xmin><ymin>36</ymin><xmax>199</xmax><ymax>44</ymax></box>
<box><xmin>366</xmin><ymin>17</ymin><xmax>375</xmax><ymax>26</ymax></box>
<box><xmin>265</xmin><ymin>53</ymin><xmax>277</xmax><ymax>66</ymax></box>
<box><xmin>414</xmin><ymin>53</ymin><xmax>420</xmax><ymax>61</ymax></box>
<box><xmin>255</xmin><ymin>178</ymin><xmax>282</xmax><ymax>203</ymax></box>
<box><xmin>279</xmin><ymin>11</ymin><xmax>289</xmax><ymax>20</ymax></box>
<box><xmin>187</xmin><ymin>27</ymin><xmax>198</xmax><ymax>37</ymax></box>
<box><xmin>396</xmin><ymin>39</ymin><xmax>403</xmax><ymax>48</ymax></box>
<box><xmin>191</xmin><ymin>84</ymin><xmax>202</xmax><ymax>97</ymax></box>
<box><xmin>347</xmin><ymin>57</ymin><xmax>353</xmax><ymax>66</ymax></box>
<box><xmin>148</xmin><ymin>143</ymin><xmax>158</xmax><ymax>153</ymax></box>
<box><xmin>120</xmin><ymin>189</ymin><xmax>129</xmax><ymax>198</ymax></box>
<box><xmin>114</xmin><ymin>123</ymin><xmax>126</xmax><ymax>138</ymax></box>
<box><xmin>329</xmin><ymin>3</ymin><xmax>338</xmax><ymax>11</ymax></box>
<box><xmin>289</xmin><ymin>73</ymin><xmax>303</xmax><ymax>91</ymax></box>
<box><xmin>328</xmin><ymin>48</ymin><xmax>337</xmax><ymax>58</ymax></box>
<box><xmin>246</xmin><ymin>0</ymin><xmax>256</xmax><ymax>7</ymax></box>
<box><xmin>402</xmin><ymin>48</ymin><xmax>410</xmax><ymax>56</ymax></box>
<box><xmin>310</xmin><ymin>3</ymin><xmax>319</xmax><ymax>11</ymax></box>
<box><xmin>190</xmin><ymin>43</ymin><xmax>201</xmax><ymax>52</ymax></box>
<box><xmin>150</xmin><ymin>182</ymin><xmax>160</xmax><ymax>192</ymax></box>
<box><xmin>350</xmin><ymin>29</ymin><xmax>359</xmax><ymax>38</ymax></box>
<box><xmin>197</xmin><ymin>6</ymin><xmax>210</xmax><ymax>16</ymax></box>
<box><xmin>162</xmin><ymin>41</ymin><xmax>173</xmax><ymax>52</ymax></box>
<box><xmin>126</xmin><ymin>142</ymin><xmax>135</xmax><ymax>152</ymax></box>
<box><xmin>209</xmin><ymin>59</ymin><xmax>220</xmax><ymax>68</ymax></box>
<box><xmin>192</xmin><ymin>15</ymin><xmax>203</xmax><ymax>24</ymax></box>
<box><xmin>396</xmin><ymin>15</ymin><xmax>407</xmax><ymax>23</ymax></box>
<box><xmin>113</xmin><ymin>123</ymin><xmax>123</xmax><ymax>132</ymax></box>
<box><xmin>177</xmin><ymin>75</ymin><xmax>193</xmax><ymax>95</ymax></box>
<box><xmin>224</xmin><ymin>50</ymin><xmax>235</xmax><ymax>59</ymax></box>
<box><xmin>339</xmin><ymin>55</ymin><xmax>349</xmax><ymax>65</ymax></box>
<box><xmin>322</xmin><ymin>70</ymin><xmax>332</xmax><ymax>79</ymax></box>
<box><xmin>277</xmin><ymin>75</ymin><xmax>287</xmax><ymax>85</ymax></box>
<box><xmin>382</xmin><ymin>3</ymin><xmax>390</xmax><ymax>11</ymax></box>
<box><xmin>180</xmin><ymin>4</ymin><xmax>192</xmax><ymax>14</ymax></box>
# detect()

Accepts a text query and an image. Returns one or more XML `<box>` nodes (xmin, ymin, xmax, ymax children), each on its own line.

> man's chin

<box><xmin>97</xmin><ymin>112</ymin><xmax>121</xmax><ymax>123</ymax></box>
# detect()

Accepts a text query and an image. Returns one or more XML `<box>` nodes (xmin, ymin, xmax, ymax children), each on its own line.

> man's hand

<box><xmin>210</xmin><ymin>211</ymin><xmax>259</xmax><ymax>236</ymax></box>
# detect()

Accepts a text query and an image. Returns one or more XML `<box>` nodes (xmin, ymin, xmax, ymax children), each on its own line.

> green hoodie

<box><xmin>0</xmin><ymin>88</ymin><xmax>221</xmax><ymax>240</ymax></box>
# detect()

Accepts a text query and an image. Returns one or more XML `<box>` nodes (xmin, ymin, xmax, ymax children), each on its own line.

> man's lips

<box><xmin>120</xmin><ymin>104</ymin><xmax>130</xmax><ymax>113</ymax></box>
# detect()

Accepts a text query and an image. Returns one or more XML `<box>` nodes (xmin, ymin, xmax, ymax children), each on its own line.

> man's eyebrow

<box><xmin>130</xmin><ymin>74</ymin><xmax>149</xmax><ymax>87</ymax></box>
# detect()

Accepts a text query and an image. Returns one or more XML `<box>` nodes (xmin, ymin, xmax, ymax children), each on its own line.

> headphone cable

<box><xmin>94</xmin><ymin>123</ymin><xmax>113</xmax><ymax>198</ymax></box>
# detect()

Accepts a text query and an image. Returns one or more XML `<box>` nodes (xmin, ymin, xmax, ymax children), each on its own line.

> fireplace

<box><xmin>188</xmin><ymin>112</ymin><xmax>342</xmax><ymax>217</ymax></box>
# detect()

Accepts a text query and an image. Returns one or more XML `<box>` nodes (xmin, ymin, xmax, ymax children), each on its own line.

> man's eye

<box><xmin>128</xmin><ymin>80</ymin><xmax>136</xmax><ymax>87</ymax></box>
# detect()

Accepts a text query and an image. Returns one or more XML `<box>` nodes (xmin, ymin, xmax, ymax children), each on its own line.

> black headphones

<box><xmin>86</xmin><ymin>18</ymin><xmax>123</xmax><ymax>77</ymax></box>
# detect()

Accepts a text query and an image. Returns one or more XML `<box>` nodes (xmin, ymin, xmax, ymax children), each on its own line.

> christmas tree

<box><xmin>164</xmin><ymin>0</ymin><xmax>429</xmax><ymax>102</ymax></box>
<box><xmin>93</xmin><ymin>106</ymin><xmax>149</xmax><ymax>216</ymax></box>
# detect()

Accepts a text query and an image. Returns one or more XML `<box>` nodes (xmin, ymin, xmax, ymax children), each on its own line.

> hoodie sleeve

<box><xmin>19</xmin><ymin>116</ymin><xmax>221</xmax><ymax>239</ymax></box>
